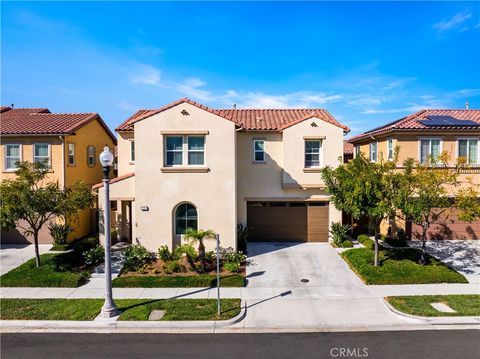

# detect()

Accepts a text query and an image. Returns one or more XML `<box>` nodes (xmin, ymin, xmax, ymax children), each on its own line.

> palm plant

<box><xmin>183</xmin><ymin>229</ymin><xmax>216</xmax><ymax>272</ymax></box>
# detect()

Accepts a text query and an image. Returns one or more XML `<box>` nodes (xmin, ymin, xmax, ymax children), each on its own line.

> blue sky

<box><xmin>2</xmin><ymin>1</ymin><xmax>480</xmax><ymax>136</ymax></box>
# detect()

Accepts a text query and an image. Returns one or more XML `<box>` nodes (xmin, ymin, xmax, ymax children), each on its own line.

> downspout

<box><xmin>59</xmin><ymin>136</ymin><xmax>66</xmax><ymax>189</ymax></box>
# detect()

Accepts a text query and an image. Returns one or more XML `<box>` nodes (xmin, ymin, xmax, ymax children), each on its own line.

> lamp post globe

<box><xmin>99</xmin><ymin>145</ymin><xmax>119</xmax><ymax>318</ymax></box>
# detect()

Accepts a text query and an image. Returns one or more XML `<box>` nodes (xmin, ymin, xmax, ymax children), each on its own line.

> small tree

<box><xmin>183</xmin><ymin>228</ymin><xmax>216</xmax><ymax>273</ymax></box>
<box><xmin>0</xmin><ymin>161</ymin><xmax>95</xmax><ymax>267</ymax></box>
<box><xmin>321</xmin><ymin>151</ymin><xmax>401</xmax><ymax>266</ymax></box>
<box><xmin>398</xmin><ymin>153</ymin><xmax>480</xmax><ymax>264</ymax></box>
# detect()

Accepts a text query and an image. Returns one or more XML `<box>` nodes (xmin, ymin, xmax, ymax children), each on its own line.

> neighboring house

<box><xmin>343</xmin><ymin>141</ymin><xmax>354</xmax><ymax>163</ymax></box>
<box><xmin>0</xmin><ymin>106</ymin><xmax>117</xmax><ymax>244</ymax></box>
<box><xmin>348</xmin><ymin>109</ymin><xmax>480</xmax><ymax>240</ymax></box>
<box><xmin>94</xmin><ymin>98</ymin><xmax>349</xmax><ymax>251</ymax></box>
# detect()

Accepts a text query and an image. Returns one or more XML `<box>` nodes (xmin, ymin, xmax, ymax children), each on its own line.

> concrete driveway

<box><xmin>0</xmin><ymin>244</ymin><xmax>52</xmax><ymax>275</ymax></box>
<box><xmin>246</xmin><ymin>242</ymin><xmax>363</xmax><ymax>288</ymax></box>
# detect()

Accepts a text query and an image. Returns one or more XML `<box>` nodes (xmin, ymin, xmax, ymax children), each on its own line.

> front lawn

<box><xmin>341</xmin><ymin>248</ymin><xmax>467</xmax><ymax>285</ymax></box>
<box><xmin>0</xmin><ymin>299</ymin><xmax>103</xmax><ymax>320</ymax></box>
<box><xmin>0</xmin><ymin>298</ymin><xmax>241</xmax><ymax>321</ymax></box>
<box><xmin>112</xmin><ymin>274</ymin><xmax>246</xmax><ymax>288</ymax></box>
<box><xmin>0</xmin><ymin>237</ymin><xmax>98</xmax><ymax>287</ymax></box>
<box><xmin>387</xmin><ymin>295</ymin><xmax>480</xmax><ymax>317</ymax></box>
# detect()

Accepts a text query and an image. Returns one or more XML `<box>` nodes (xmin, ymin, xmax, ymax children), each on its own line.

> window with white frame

<box><xmin>387</xmin><ymin>138</ymin><xmax>394</xmax><ymax>160</ymax></box>
<box><xmin>5</xmin><ymin>144</ymin><xmax>21</xmax><ymax>171</ymax></box>
<box><xmin>420</xmin><ymin>138</ymin><xmax>441</xmax><ymax>164</ymax></box>
<box><xmin>187</xmin><ymin>136</ymin><xmax>205</xmax><ymax>165</ymax></box>
<box><xmin>305</xmin><ymin>140</ymin><xmax>321</xmax><ymax>167</ymax></box>
<box><xmin>87</xmin><ymin>146</ymin><xmax>96</xmax><ymax>167</ymax></box>
<box><xmin>175</xmin><ymin>203</ymin><xmax>198</xmax><ymax>235</ymax></box>
<box><xmin>458</xmin><ymin>138</ymin><xmax>478</xmax><ymax>165</ymax></box>
<box><xmin>354</xmin><ymin>144</ymin><xmax>360</xmax><ymax>158</ymax></box>
<box><xmin>130</xmin><ymin>140</ymin><xmax>135</xmax><ymax>162</ymax></box>
<box><xmin>68</xmin><ymin>143</ymin><xmax>75</xmax><ymax>165</ymax></box>
<box><xmin>253</xmin><ymin>139</ymin><xmax>265</xmax><ymax>162</ymax></box>
<box><xmin>33</xmin><ymin>144</ymin><xmax>50</xmax><ymax>167</ymax></box>
<box><xmin>165</xmin><ymin>135</ymin><xmax>205</xmax><ymax>167</ymax></box>
<box><xmin>369</xmin><ymin>142</ymin><xmax>377</xmax><ymax>162</ymax></box>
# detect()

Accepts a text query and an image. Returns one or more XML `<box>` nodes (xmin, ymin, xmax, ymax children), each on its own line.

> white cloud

<box><xmin>130</xmin><ymin>65</ymin><xmax>162</xmax><ymax>85</ymax></box>
<box><xmin>433</xmin><ymin>10</ymin><xmax>472</xmax><ymax>31</ymax></box>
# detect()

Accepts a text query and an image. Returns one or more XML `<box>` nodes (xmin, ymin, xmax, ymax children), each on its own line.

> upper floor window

<box><xmin>458</xmin><ymin>138</ymin><xmax>478</xmax><ymax>165</ymax></box>
<box><xmin>354</xmin><ymin>144</ymin><xmax>360</xmax><ymax>158</ymax></box>
<box><xmin>130</xmin><ymin>140</ymin><xmax>135</xmax><ymax>162</ymax></box>
<box><xmin>188</xmin><ymin>136</ymin><xmax>205</xmax><ymax>165</ymax></box>
<box><xmin>87</xmin><ymin>146</ymin><xmax>96</xmax><ymax>167</ymax></box>
<box><xmin>4</xmin><ymin>144</ymin><xmax>21</xmax><ymax>171</ymax></box>
<box><xmin>33</xmin><ymin>144</ymin><xmax>50</xmax><ymax>167</ymax></box>
<box><xmin>387</xmin><ymin>138</ymin><xmax>394</xmax><ymax>160</ymax></box>
<box><xmin>253</xmin><ymin>139</ymin><xmax>265</xmax><ymax>162</ymax></box>
<box><xmin>420</xmin><ymin>138</ymin><xmax>441</xmax><ymax>164</ymax></box>
<box><xmin>68</xmin><ymin>143</ymin><xmax>75</xmax><ymax>166</ymax></box>
<box><xmin>369</xmin><ymin>142</ymin><xmax>377</xmax><ymax>162</ymax></box>
<box><xmin>305</xmin><ymin>140</ymin><xmax>321</xmax><ymax>167</ymax></box>
<box><xmin>165</xmin><ymin>135</ymin><xmax>205</xmax><ymax>167</ymax></box>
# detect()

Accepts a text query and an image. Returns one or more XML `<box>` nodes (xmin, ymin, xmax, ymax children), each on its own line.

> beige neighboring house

<box><xmin>348</xmin><ymin>109</ymin><xmax>480</xmax><ymax>240</ymax></box>
<box><xmin>94</xmin><ymin>98</ymin><xmax>350</xmax><ymax>251</ymax></box>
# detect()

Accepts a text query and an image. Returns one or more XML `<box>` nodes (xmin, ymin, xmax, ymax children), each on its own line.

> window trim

<box><xmin>87</xmin><ymin>145</ymin><xmax>96</xmax><ymax>167</ymax></box>
<box><xmin>369</xmin><ymin>142</ymin><xmax>378</xmax><ymax>162</ymax></box>
<box><xmin>418</xmin><ymin>137</ymin><xmax>443</xmax><ymax>165</ymax></box>
<box><xmin>33</xmin><ymin>143</ymin><xmax>51</xmax><ymax>167</ymax></box>
<box><xmin>387</xmin><ymin>138</ymin><xmax>394</xmax><ymax>161</ymax></box>
<box><xmin>354</xmin><ymin>144</ymin><xmax>361</xmax><ymax>158</ymax></box>
<box><xmin>164</xmin><ymin>135</ymin><xmax>206</xmax><ymax>167</ymax></box>
<box><xmin>129</xmin><ymin>140</ymin><xmax>135</xmax><ymax>163</ymax></box>
<box><xmin>457</xmin><ymin>137</ymin><xmax>479</xmax><ymax>165</ymax></box>
<box><xmin>253</xmin><ymin>139</ymin><xmax>266</xmax><ymax>163</ymax></box>
<box><xmin>4</xmin><ymin>143</ymin><xmax>22</xmax><ymax>172</ymax></box>
<box><xmin>174</xmin><ymin>202</ymin><xmax>199</xmax><ymax>235</ymax></box>
<box><xmin>67</xmin><ymin>142</ymin><xmax>76</xmax><ymax>166</ymax></box>
<box><xmin>304</xmin><ymin>139</ymin><xmax>322</xmax><ymax>168</ymax></box>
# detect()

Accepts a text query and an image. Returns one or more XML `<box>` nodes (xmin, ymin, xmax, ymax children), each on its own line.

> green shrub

<box><xmin>158</xmin><ymin>245</ymin><xmax>172</xmax><ymax>262</ymax></box>
<box><xmin>341</xmin><ymin>240</ymin><xmax>354</xmax><ymax>248</ymax></box>
<box><xmin>357</xmin><ymin>234</ymin><xmax>371</xmax><ymax>244</ymax></box>
<box><xmin>205</xmin><ymin>251</ymin><xmax>216</xmax><ymax>262</ymax></box>
<box><xmin>223</xmin><ymin>261</ymin><xmax>241</xmax><ymax>273</ymax></box>
<box><xmin>83</xmin><ymin>245</ymin><xmax>104</xmax><ymax>266</ymax></box>
<box><xmin>70</xmin><ymin>237</ymin><xmax>99</xmax><ymax>254</ymax></box>
<box><xmin>237</xmin><ymin>223</ymin><xmax>251</xmax><ymax>254</ymax></box>
<box><xmin>48</xmin><ymin>223</ymin><xmax>74</xmax><ymax>246</ymax></box>
<box><xmin>163</xmin><ymin>260</ymin><xmax>185</xmax><ymax>274</ymax></box>
<box><xmin>173</xmin><ymin>244</ymin><xmax>197</xmax><ymax>261</ymax></box>
<box><xmin>329</xmin><ymin>222</ymin><xmax>352</xmax><ymax>246</ymax></box>
<box><xmin>122</xmin><ymin>244</ymin><xmax>155</xmax><ymax>273</ymax></box>
<box><xmin>220</xmin><ymin>247</ymin><xmax>246</xmax><ymax>264</ymax></box>
<box><xmin>111</xmin><ymin>228</ymin><xmax>118</xmax><ymax>244</ymax></box>
<box><xmin>362</xmin><ymin>239</ymin><xmax>375</xmax><ymax>250</ymax></box>
<box><xmin>384</xmin><ymin>229</ymin><xmax>408</xmax><ymax>247</ymax></box>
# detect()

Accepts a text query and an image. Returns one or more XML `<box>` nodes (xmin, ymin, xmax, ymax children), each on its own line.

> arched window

<box><xmin>175</xmin><ymin>203</ymin><xmax>198</xmax><ymax>235</ymax></box>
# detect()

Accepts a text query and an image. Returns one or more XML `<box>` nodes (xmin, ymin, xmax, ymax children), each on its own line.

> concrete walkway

<box><xmin>0</xmin><ymin>244</ymin><xmax>52</xmax><ymax>275</ymax></box>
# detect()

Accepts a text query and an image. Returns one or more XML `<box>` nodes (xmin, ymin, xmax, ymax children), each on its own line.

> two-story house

<box><xmin>1</xmin><ymin>106</ymin><xmax>117</xmax><ymax>244</ymax></box>
<box><xmin>348</xmin><ymin>109</ymin><xmax>480</xmax><ymax>240</ymax></box>
<box><xmin>94</xmin><ymin>98</ymin><xmax>349</xmax><ymax>251</ymax></box>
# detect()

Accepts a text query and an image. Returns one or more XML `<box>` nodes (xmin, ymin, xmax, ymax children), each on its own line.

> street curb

<box><xmin>381</xmin><ymin>298</ymin><xmax>480</xmax><ymax>325</ymax></box>
<box><xmin>0</xmin><ymin>299</ymin><xmax>247</xmax><ymax>332</ymax></box>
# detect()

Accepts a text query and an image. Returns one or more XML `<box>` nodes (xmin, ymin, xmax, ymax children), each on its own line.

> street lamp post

<box><xmin>99</xmin><ymin>145</ymin><xmax>119</xmax><ymax>318</ymax></box>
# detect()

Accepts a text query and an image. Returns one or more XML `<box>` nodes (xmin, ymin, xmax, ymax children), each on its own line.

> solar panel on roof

<box><xmin>418</xmin><ymin>116</ymin><xmax>480</xmax><ymax>127</ymax></box>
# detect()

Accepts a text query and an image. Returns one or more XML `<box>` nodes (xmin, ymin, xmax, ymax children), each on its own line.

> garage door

<box><xmin>247</xmin><ymin>202</ymin><xmax>329</xmax><ymax>242</ymax></box>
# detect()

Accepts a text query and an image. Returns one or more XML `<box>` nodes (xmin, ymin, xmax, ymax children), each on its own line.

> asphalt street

<box><xmin>1</xmin><ymin>330</ymin><xmax>479</xmax><ymax>359</ymax></box>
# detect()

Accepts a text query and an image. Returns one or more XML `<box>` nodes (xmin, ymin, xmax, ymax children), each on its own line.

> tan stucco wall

<box><xmin>236</xmin><ymin>117</ymin><xmax>345</xmax><ymax>236</ymax></box>
<box><xmin>129</xmin><ymin>103</ymin><xmax>237</xmax><ymax>252</ymax></box>
<box><xmin>117</xmin><ymin>131</ymin><xmax>135</xmax><ymax>176</ymax></box>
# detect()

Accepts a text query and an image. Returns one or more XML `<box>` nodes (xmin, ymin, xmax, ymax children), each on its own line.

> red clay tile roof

<box><xmin>116</xmin><ymin>98</ymin><xmax>349</xmax><ymax>133</ymax></box>
<box><xmin>92</xmin><ymin>172</ymin><xmax>135</xmax><ymax>190</ymax></box>
<box><xmin>343</xmin><ymin>140</ymin><xmax>354</xmax><ymax>154</ymax></box>
<box><xmin>1</xmin><ymin>107</ymin><xmax>117</xmax><ymax>143</ymax></box>
<box><xmin>349</xmin><ymin>109</ymin><xmax>480</xmax><ymax>142</ymax></box>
